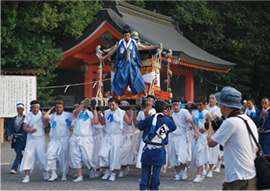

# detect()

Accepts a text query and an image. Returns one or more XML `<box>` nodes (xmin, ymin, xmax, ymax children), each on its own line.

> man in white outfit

<box><xmin>190</xmin><ymin>96</ymin><xmax>212</xmax><ymax>183</ymax></box>
<box><xmin>43</xmin><ymin>100</ymin><xmax>73</xmax><ymax>181</ymax></box>
<box><xmin>20</xmin><ymin>100</ymin><xmax>50</xmax><ymax>183</ymax></box>
<box><xmin>69</xmin><ymin>97</ymin><xmax>99</xmax><ymax>182</ymax></box>
<box><xmin>119</xmin><ymin>100</ymin><xmax>136</xmax><ymax>178</ymax></box>
<box><xmin>166</xmin><ymin>99</ymin><xmax>199</xmax><ymax>181</ymax></box>
<box><xmin>206</xmin><ymin>94</ymin><xmax>222</xmax><ymax>178</ymax></box>
<box><xmin>98</xmin><ymin>98</ymin><xmax>134</xmax><ymax>181</ymax></box>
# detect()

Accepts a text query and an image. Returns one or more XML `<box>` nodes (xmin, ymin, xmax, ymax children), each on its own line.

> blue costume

<box><xmin>258</xmin><ymin>109</ymin><xmax>270</xmax><ymax>154</ymax></box>
<box><xmin>112</xmin><ymin>39</ymin><xmax>146</xmax><ymax>96</ymax></box>
<box><xmin>6</xmin><ymin>115</ymin><xmax>27</xmax><ymax>171</ymax></box>
<box><xmin>139</xmin><ymin>114</ymin><xmax>176</xmax><ymax>190</ymax></box>
<box><xmin>243</xmin><ymin>107</ymin><xmax>260</xmax><ymax>126</ymax></box>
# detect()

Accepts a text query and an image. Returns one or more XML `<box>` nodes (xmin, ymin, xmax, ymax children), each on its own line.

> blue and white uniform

<box><xmin>136</xmin><ymin>108</ymin><xmax>156</xmax><ymax>169</ymax></box>
<box><xmin>244</xmin><ymin>106</ymin><xmax>259</xmax><ymax>126</ymax></box>
<box><xmin>112</xmin><ymin>38</ymin><xmax>146</xmax><ymax>96</ymax></box>
<box><xmin>6</xmin><ymin>114</ymin><xmax>27</xmax><ymax>171</ymax></box>
<box><xmin>139</xmin><ymin>114</ymin><xmax>176</xmax><ymax>190</ymax></box>
<box><xmin>20</xmin><ymin>111</ymin><xmax>46</xmax><ymax>174</ymax></box>
<box><xmin>98</xmin><ymin>108</ymin><xmax>125</xmax><ymax>171</ymax></box>
<box><xmin>69</xmin><ymin>110</ymin><xmax>95</xmax><ymax>169</ymax></box>
<box><xmin>45</xmin><ymin>111</ymin><xmax>73</xmax><ymax>175</ymax></box>
<box><xmin>258</xmin><ymin>108</ymin><xmax>270</xmax><ymax>154</ymax></box>
<box><xmin>190</xmin><ymin>109</ymin><xmax>210</xmax><ymax>170</ymax></box>
<box><xmin>168</xmin><ymin>109</ymin><xmax>192</xmax><ymax>167</ymax></box>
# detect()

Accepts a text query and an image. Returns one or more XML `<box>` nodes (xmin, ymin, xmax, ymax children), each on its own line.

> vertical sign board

<box><xmin>0</xmin><ymin>75</ymin><xmax>37</xmax><ymax>143</ymax></box>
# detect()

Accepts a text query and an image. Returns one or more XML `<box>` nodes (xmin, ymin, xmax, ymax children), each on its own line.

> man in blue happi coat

<box><xmin>258</xmin><ymin>97</ymin><xmax>270</xmax><ymax>154</ymax></box>
<box><xmin>138</xmin><ymin>100</ymin><xmax>176</xmax><ymax>190</ymax></box>
<box><xmin>243</xmin><ymin>98</ymin><xmax>260</xmax><ymax>126</ymax></box>
<box><xmin>100</xmin><ymin>25</ymin><xmax>160</xmax><ymax>97</ymax></box>
<box><xmin>6</xmin><ymin>103</ymin><xmax>27</xmax><ymax>174</ymax></box>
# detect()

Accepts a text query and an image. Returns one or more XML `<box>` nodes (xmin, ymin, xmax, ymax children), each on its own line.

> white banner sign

<box><xmin>0</xmin><ymin>75</ymin><xmax>37</xmax><ymax>118</ymax></box>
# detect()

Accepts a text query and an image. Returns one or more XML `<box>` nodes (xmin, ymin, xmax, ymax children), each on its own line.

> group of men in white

<box><xmin>18</xmin><ymin>93</ymin><xmax>224</xmax><ymax>184</ymax></box>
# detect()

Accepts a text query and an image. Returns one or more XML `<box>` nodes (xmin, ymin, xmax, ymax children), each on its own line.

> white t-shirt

<box><xmin>136</xmin><ymin>108</ymin><xmax>156</xmax><ymax>121</ymax></box>
<box><xmin>172</xmin><ymin>109</ymin><xmax>192</xmax><ymax>135</ymax></box>
<box><xmin>104</xmin><ymin>108</ymin><xmax>125</xmax><ymax>134</ymax></box>
<box><xmin>72</xmin><ymin>109</ymin><xmax>94</xmax><ymax>136</ymax></box>
<box><xmin>192</xmin><ymin>109</ymin><xmax>210</xmax><ymax>137</ymax></box>
<box><xmin>49</xmin><ymin>111</ymin><xmax>73</xmax><ymax>138</ymax></box>
<box><xmin>208</xmin><ymin>105</ymin><xmax>222</xmax><ymax>117</ymax></box>
<box><xmin>212</xmin><ymin>114</ymin><xmax>258</xmax><ymax>182</ymax></box>
<box><xmin>24</xmin><ymin>111</ymin><xmax>45</xmax><ymax>138</ymax></box>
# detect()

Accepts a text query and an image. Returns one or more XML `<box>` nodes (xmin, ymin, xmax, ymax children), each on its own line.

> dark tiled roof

<box><xmin>61</xmin><ymin>0</ymin><xmax>236</xmax><ymax>69</ymax></box>
<box><xmin>111</xmin><ymin>0</ymin><xmax>236</xmax><ymax>68</ymax></box>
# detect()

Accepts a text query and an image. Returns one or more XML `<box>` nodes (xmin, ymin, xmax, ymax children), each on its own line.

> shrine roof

<box><xmin>60</xmin><ymin>0</ymin><xmax>235</xmax><ymax>72</ymax></box>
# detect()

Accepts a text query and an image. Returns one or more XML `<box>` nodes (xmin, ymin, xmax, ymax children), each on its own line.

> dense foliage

<box><xmin>2</xmin><ymin>0</ymin><xmax>270</xmax><ymax>106</ymax></box>
<box><xmin>1</xmin><ymin>1</ymin><xmax>102</xmax><ymax>106</ymax></box>
<box><xmin>127</xmin><ymin>1</ymin><xmax>270</xmax><ymax>104</ymax></box>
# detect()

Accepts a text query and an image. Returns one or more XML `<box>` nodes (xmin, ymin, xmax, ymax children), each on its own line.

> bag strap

<box><xmin>236</xmin><ymin>116</ymin><xmax>264</xmax><ymax>156</ymax></box>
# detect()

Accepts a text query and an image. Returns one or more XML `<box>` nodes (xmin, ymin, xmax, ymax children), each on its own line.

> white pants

<box><xmin>121</xmin><ymin>133</ymin><xmax>134</xmax><ymax>166</ymax></box>
<box><xmin>186</xmin><ymin>128</ymin><xmax>193</xmax><ymax>162</ymax></box>
<box><xmin>190</xmin><ymin>133</ymin><xmax>209</xmax><ymax>171</ymax></box>
<box><xmin>218</xmin><ymin>145</ymin><xmax>224</xmax><ymax>158</ymax></box>
<box><xmin>19</xmin><ymin>136</ymin><xmax>46</xmax><ymax>174</ymax></box>
<box><xmin>208</xmin><ymin>144</ymin><xmax>219</xmax><ymax>165</ymax></box>
<box><xmin>93</xmin><ymin>132</ymin><xmax>104</xmax><ymax>169</ymax></box>
<box><xmin>168</xmin><ymin>134</ymin><xmax>187</xmax><ymax>167</ymax></box>
<box><xmin>69</xmin><ymin>135</ymin><xmax>95</xmax><ymax>169</ymax></box>
<box><xmin>98</xmin><ymin>133</ymin><xmax>123</xmax><ymax>171</ymax></box>
<box><xmin>45</xmin><ymin>137</ymin><xmax>69</xmax><ymax>174</ymax></box>
<box><xmin>136</xmin><ymin>139</ymin><xmax>145</xmax><ymax>169</ymax></box>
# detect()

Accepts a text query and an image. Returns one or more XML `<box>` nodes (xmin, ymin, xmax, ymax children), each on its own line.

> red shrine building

<box><xmin>57</xmin><ymin>1</ymin><xmax>235</xmax><ymax>102</ymax></box>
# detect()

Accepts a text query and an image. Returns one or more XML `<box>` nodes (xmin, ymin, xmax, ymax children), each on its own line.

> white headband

<box><xmin>30</xmin><ymin>104</ymin><xmax>40</xmax><ymax>107</ymax></box>
<box><xmin>120</xmin><ymin>100</ymin><xmax>130</xmax><ymax>105</ymax></box>
<box><xmin>16</xmin><ymin>104</ymin><xmax>25</xmax><ymax>109</ymax></box>
<box><xmin>146</xmin><ymin>97</ymin><xmax>155</xmax><ymax>102</ymax></box>
<box><xmin>172</xmin><ymin>101</ymin><xmax>181</xmax><ymax>105</ymax></box>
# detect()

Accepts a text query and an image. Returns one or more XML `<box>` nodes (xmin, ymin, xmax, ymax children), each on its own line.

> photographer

<box><xmin>207</xmin><ymin>87</ymin><xmax>258</xmax><ymax>190</ymax></box>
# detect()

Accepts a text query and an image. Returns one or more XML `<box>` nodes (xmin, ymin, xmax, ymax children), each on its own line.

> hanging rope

<box><xmin>197</xmin><ymin>73</ymin><xmax>225</xmax><ymax>88</ymax></box>
<box><xmin>149</xmin><ymin>43</ymin><xmax>163</xmax><ymax>96</ymax></box>
<box><xmin>37</xmin><ymin>78</ymin><xmax>111</xmax><ymax>89</ymax></box>
<box><xmin>95</xmin><ymin>45</ymin><xmax>105</xmax><ymax>97</ymax></box>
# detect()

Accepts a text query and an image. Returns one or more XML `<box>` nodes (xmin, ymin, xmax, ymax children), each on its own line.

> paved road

<box><xmin>1</xmin><ymin>130</ymin><xmax>225</xmax><ymax>190</ymax></box>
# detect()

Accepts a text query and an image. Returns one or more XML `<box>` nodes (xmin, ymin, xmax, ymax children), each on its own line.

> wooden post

<box><xmin>185</xmin><ymin>70</ymin><xmax>194</xmax><ymax>102</ymax></box>
<box><xmin>84</xmin><ymin>66</ymin><xmax>94</xmax><ymax>99</ymax></box>
<box><xmin>1</xmin><ymin>118</ymin><xmax>4</xmax><ymax>144</ymax></box>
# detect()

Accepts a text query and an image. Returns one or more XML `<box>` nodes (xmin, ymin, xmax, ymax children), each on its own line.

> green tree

<box><xmin>1</xmin><ymin>1</ymin><xmax>102</xmax><ymax>106</ymax></box>
<box><xmin>129</xmin><ymin>1</ymin><xmax>270</xmax><ymax>103</ymax></box>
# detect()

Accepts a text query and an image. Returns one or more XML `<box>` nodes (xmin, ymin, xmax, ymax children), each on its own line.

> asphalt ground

<box><xmin>1</xmin><ymin>129</ymin><xmax>225</xmax><ymax>190</ymax></box>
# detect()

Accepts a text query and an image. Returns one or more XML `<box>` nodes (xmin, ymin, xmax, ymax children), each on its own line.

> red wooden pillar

<box><xmin>84</xmin><ymin>66</ymin><xmax>94</xmax><ymax>98</ymax></box>
<box><xmin>185</xmin><ymin>70</ymin><xmax>194</xmax><ymax>102</ymax></box>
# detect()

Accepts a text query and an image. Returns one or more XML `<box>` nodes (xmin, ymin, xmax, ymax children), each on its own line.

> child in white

<box><xmin>167</xmin><ymin>101</ymin><xmax>198</xmax><ymax>181</ymax></box>
<box><xmin>190</xmin><ymin>97</ymin><xmax>212</xmax><ymax>183</ymax></box>
<box><xmin>119</xmin><ymin>101</ymin><xmax>135</xmax><ymax>177</ymax></box>
<box><xmin>43</xmin><ymin>100</ymin><xmax>73</xmax><ymax>181</ymax></box>
<box><xmin>98</xmin><ymin>98</ymin><xmax>134</xmax><ymax>181</ymax></box>
<box><xmin>20</xmin><ymin>101</ymin><xmax>50</xmax><ymax>183</ymax></box>
<box><xmin>69</xmin><ymin>98</ymin><xmax>99</xmax><ymax>182</ymax></box>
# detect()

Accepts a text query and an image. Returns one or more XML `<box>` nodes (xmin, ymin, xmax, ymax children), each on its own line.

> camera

<box><xmin>204</xmin><ymin>116</ymin><xmax>225</xmax><ymax>131</ymax></box>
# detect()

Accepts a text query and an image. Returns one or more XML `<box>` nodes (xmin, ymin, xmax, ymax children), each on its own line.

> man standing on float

<box><xmin>100</xmin><ymin>25</ymin><xmax>160</xmax><ymax>97</ymax></box>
